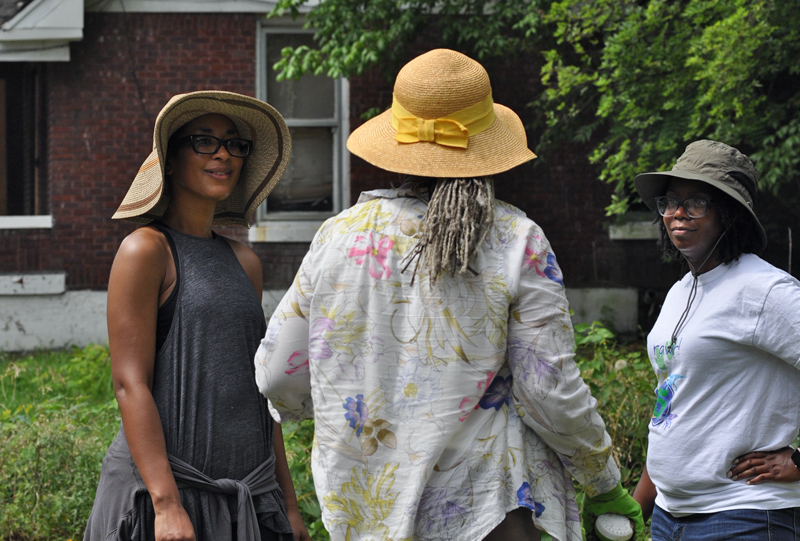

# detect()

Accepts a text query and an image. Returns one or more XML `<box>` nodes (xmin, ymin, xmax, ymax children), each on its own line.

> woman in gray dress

<box><xmin>84</xmin><ymin>91</ymin><xmax>310</xmax><ymax>541</ymax></box>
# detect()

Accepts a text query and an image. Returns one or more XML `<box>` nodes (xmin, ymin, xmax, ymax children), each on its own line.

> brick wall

<box><xmin>0</xmin><ymin>13</ymin><xmax>263</xmax><ymax>288</ymax></box>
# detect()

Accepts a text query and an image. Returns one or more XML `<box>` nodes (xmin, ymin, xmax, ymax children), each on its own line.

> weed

<box><xmin>0</xmin><ymin>346</ymin><xmax>118</xmax><ymax>540</ymax></box>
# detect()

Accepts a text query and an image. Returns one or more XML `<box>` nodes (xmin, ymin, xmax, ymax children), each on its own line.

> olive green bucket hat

<box><xmin>634</xmin><ymin>139</ymin><xmax>767</xmax><ymax>249</ymax></box>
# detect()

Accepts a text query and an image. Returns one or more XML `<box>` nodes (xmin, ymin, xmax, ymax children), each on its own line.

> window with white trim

<box><xmin>0</xmin><ymin>63</ymin><xmax>51</xmax><ymax>228</ymax></box>
<box><xmin>252</xmin><ymin>26</ymin><xmax>349</xmax><ymax>242</ymax></box>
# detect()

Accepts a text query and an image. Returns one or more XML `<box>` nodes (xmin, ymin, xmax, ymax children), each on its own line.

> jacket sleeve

<box><xmin>504</xmin><ymin>220</ymin><xmax>620</xmax><ymax>497</ymax></box>
<box><xmin>254</xmin><ymin>245</ymin><xmax>316</xmax><ymax>423</ymax></box>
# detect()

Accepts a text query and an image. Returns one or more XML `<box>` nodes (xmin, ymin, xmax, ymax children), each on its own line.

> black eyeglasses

<box><xmin>178</xmin><ymin>135</ymin><xmax>252</xmax><ymax>158</ymax></box>
<box><xmin>655</xmin><ymin>196</ymin><xmax>714</xmax><ymax>218</ymax></box>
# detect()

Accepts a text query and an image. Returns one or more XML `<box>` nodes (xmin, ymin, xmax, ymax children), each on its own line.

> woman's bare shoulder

<box><xmin>111</xmin><ymin>226</ymin><xmax>171</xmax><ymax>282</ymax></box>
<box><xmin>107</xmin><ymin>226</ymin><xmax>171</xmax><ymax>335</ymax></box>
<box><xmin>117</xmin><ymin>226</ymin><xmax>168</xmax><ymax>256</ymax></box>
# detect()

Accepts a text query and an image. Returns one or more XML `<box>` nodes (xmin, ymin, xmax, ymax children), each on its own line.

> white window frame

<box><xmin>608</xmin><ymin>220</ymin><xmax>659</xmax><ymax>240</ymax></box>
<box><xmin>0</xmin><ymin>64</ymin><xmax>52</xmax><ymax>229</ymax></box>
<box><xmin>0</xmin><ymin>215</ymin><xmax>53</xmax><ymax>229</ymax></box>
<box><xmin>249</xmin><ymin>23</ymin><xmax>349</xmax><ymax>243</ymax></box>
<box><xmin>608</xmin><ymin>211</ymin><xmax>659</xmax><ymax>240</ymax></box>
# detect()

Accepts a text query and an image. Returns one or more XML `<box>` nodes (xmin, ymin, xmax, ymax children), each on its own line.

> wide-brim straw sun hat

<box><xmin>113</xmin><ymin>90</ymin><xmax>291</xmax><ymax>227</ymax></box>
<box><xmin>635</xmin><ymin>139</ymin><xmax>767</xmax><ymax>249</ymax></box>
<box><xmin>347</xmin><ymin>49</ymin><xmax>536</xmax><ymax>178</ymax></box>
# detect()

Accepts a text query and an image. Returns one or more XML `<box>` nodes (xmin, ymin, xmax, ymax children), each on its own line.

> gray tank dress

<box><xmin>84</xmin><ymin>224</ymin><xmax>294</xmax><ymax>541</ymax></box>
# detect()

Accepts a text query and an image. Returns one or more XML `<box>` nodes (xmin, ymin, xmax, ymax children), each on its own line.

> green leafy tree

<box><xmin>540</xmin><ymin>0</ymin><xmax>800</xmax><ymax>214</ymax></box>
<box><xmin>270</xmin><ymin>0</ymin><xmax>800</xmax><ymax>214</ymax></box>
<box><xmin>268</xmin><ymin>0</ymin><xmax>542</xmax><ymax>80</ymax></box>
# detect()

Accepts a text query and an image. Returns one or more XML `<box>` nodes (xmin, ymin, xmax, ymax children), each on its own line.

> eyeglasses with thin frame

<box><xmin>178</xmin><ymin>135</ymin><xmax>252</xmax><ymax>158</ymax></box>
<box><xmin>655</xmin><ymin>195</ymin><xmax>714</xmax><ymax>218</ymax></box>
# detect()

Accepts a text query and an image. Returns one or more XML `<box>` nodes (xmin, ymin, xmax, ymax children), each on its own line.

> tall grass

<box><xmin>0</xmin><ymin>346</ymin><xmax>118</xmax><ymax>540</ymax></box>
<box><xmin>1</xmin><ymin>323</ymin><xmax>653</xmax><ymax>540</ymax></box>
<box><xmin>573</xmin><ymin>321</ymin><xmax>655</xmax><ymax>489</ymax></box>
<box><xmin>0</xmin><ymin>345</ymin><xmax>328</xmax><ymax>541</ymax></box>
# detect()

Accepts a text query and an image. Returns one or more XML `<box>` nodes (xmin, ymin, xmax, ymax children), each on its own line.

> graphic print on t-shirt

<box><xmin>652</xmin><ymin>338</ymin><xmax>680</xmax><ymax>373</ymax></box>
<box><xmin>651</xmin><ymin>373</ymin><xmax>685</xmax><ymax>429</ymax></box>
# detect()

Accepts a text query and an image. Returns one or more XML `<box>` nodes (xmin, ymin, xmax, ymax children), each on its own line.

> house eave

<box><xmin>0</xmin><ymin>28</ymin><xmax>82</xmax><ymax>40</ymax></box>
<box><xmin>90</xmin><ymin>0</ymin><xmax>316</xmax><ymax>13</ymax></box>
<box><xmin>0</xmin><ymin>39</ymin><xmax>71</xmax><ymax>60</ymax></box>
<box><xmin>0</xmin><ymin>0</ymin><xmax>82</xmax><ymax>60</ymax></box>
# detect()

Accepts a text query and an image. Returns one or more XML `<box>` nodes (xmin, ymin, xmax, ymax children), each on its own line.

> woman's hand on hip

<box><xmin>727</xmin><ymin>448</ymin><xmax>800</xmax><ymax>484</ymax></box>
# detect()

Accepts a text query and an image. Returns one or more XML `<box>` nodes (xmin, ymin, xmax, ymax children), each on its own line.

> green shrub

<box><xmin>0</xmin><ymin>404</ymin><xmax>118</xmax><ymax>539</ymax></box>
<box><xmin>281</xmin><ymin>420</ymin><xmax>328</xmax><ymax>540</ymax></box>
<box><xmin>573</xmin><ymin>321</ymin><xmax>654</xmax><ymax>489</ymax></box>
<box><xmin>568</xmin><ymin>321</ymin><xmax>655</xmax><ymax>541</ymax></box>
<box><xmin>0</xmin><ymin>345</ymin><xmax>118</xmax><ymax>541</ymax></box>
<box><xmin>0</xmin><ymin>346</ymin><xmax>329</xmax><ymax>541</ymax></box>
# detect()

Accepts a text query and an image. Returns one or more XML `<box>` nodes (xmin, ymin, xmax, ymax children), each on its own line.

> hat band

<box><xmin>391</xmin><ymin>93</ymin><xmax>495</xmax><ymax>149</ymax></box>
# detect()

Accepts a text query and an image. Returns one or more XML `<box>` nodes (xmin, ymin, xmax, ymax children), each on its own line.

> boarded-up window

<box><xmin>0</xmin><ymin>63</ymin><xmax>42</xmax><ymax>216</ymax></box>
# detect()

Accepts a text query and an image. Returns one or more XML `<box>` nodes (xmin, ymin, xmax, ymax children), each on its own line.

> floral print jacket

<box><xmin>255</xmin><ymin>185</ymin><xmax>619</xmax><ymax>541</ymax></box>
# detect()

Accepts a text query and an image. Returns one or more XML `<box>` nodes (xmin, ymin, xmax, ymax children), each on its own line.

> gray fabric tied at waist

<box><xmin>168</xmin><ymin>453</ymin><xmax>280</xmax><ymax>541</ymax></box>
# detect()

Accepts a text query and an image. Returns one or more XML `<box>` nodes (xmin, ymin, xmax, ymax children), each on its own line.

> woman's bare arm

<box><xmin>632</xmin><ymin>463</ymin><xmax>657</xmax><ymax>523</ymax></box>
<box><xmin>108</xmin><ymin>228</ymin><xmax>195</xmax><ymax>541</ymax></box>
<box><xmin>273</xmin><ymin>423</ymin><xmax>311</xmax><ymax>540</ymax></box>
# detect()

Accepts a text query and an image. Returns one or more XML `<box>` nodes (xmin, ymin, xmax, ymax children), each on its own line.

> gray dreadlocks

<box><xmin>402</xmin><ymin>176</ymin><xmax>495</xmax><ymax>285</ymax></box>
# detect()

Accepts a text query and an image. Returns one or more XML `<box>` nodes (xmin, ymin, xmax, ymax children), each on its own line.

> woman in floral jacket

<box><xmin>255</xmin><ymin>49</ymin><xmax>643</xmax><ymax>541</ymax></box>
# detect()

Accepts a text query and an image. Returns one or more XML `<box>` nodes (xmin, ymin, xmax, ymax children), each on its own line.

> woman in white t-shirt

<box><xmin>631</xmin><ymin>140</ymin><xmax>800</xmax><ymax>540</ymax></box>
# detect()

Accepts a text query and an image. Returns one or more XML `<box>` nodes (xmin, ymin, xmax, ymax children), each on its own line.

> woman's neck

<box><xmin>684</xmin><ymin>252</ymin><xmax>722</xmax><ymax>275</ymax></box>
<box><xmin>161</xmin><ymin>203</ymin><xmax>216</xmax><ymax>239</ymax></box>
<box><xmin>683</xmin><ymin>230</ymin><xmax>727</xmax><ymax>276</ymax></box>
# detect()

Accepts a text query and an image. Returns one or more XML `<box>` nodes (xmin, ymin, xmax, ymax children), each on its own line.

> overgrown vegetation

<box><xmin>0</xmin><ymin>346</ymin><xmax>118</xmax><ymax>540</ymax></box>
<box><xmin>281</xmin><ymin>419</ymin><xmax>329</xmax><ymax>540</ymax></box>
<box><xmin>0</xmin><ymin>345</ymin><xmax>329</xmax><ymax>541</ymax></box>
<box><xmin>573</xmin><ymin>322</ymin><xmax>655</xmax><ymax>490</ymax></box>
<box><xmin>1</xmin><ymin>326</ymin><xmax>654</xmax><ymax>540</ymax></box>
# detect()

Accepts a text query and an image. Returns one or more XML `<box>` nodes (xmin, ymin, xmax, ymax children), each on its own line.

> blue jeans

<box><xmin>651</xmin><ymin>504</ymin><xmax>800</xmax><ymax>540</ymax></box>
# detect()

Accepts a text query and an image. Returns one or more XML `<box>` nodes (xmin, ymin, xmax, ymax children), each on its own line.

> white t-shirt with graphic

<box><xmin>646</xmin><ymin>253</ymin><xmax>800</xmax><ymax>515</ymax></box>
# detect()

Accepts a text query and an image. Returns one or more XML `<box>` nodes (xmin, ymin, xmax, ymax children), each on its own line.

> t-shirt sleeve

<box><xmin>504</xmin><ymin>221</ymin><xmax>620</xmax><ymax>497</ymax></box>
<box><xmin>254</xmin><ymin>243</ymin><xmax>316</xmax><ymax>422</ymax></box>
<box><xmin>753</xmin><ymin>278</ymin><xmax>800</xmax><ymax>369</ymax></box>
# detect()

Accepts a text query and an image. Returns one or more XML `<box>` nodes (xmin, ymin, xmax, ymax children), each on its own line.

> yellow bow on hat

<box><xmin>391</xmin><ymin>93</ymin><xmax>496</xmax><ymax>149</ymax></box>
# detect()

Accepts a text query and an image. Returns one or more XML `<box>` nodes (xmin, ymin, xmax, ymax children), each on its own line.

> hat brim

<box><xmin>347</xmin><ymin>103</ymin><xmax>535</xmax><ymax>178</ymax></box>
<box><xmin>635</xmin><ymin>169</ymin><xmax>767</xmax><ymax>249</ymax></box>
<box><xmin>113</xmin><ymin>91</ymin><xmax>291</xmax><ymax>227</ymax></box>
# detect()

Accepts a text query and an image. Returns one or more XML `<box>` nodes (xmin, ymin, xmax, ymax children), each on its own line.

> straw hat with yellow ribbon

<box><xmin>113</xmin><ymin>90</ymin><xmax>291</xmax><ymax>227</ymax></box>
<box><xmin>347</xmin><ymin>49</ymin><xmax>536</xmax><ymax>178</ymax></box>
